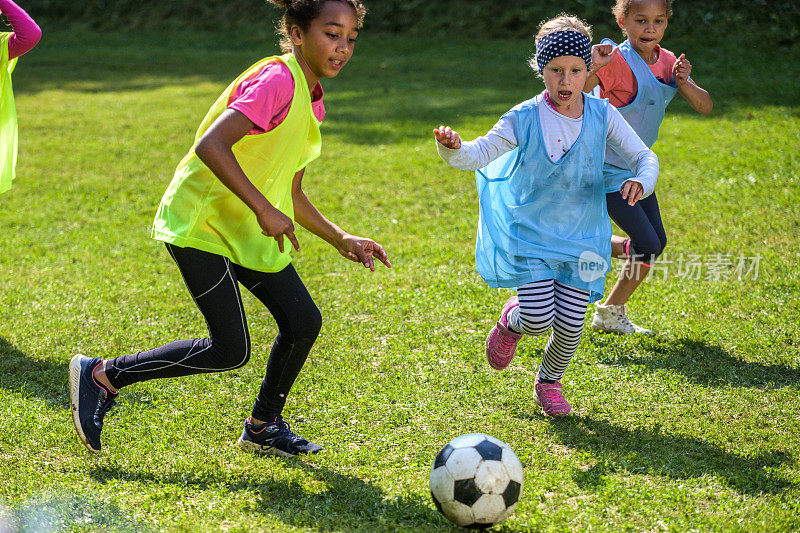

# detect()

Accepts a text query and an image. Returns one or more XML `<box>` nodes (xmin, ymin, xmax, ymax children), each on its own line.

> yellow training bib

<box><xmin>152</xmin><ymin>53</ymin><xmax>322</xmax><ymax>272</ymax></box>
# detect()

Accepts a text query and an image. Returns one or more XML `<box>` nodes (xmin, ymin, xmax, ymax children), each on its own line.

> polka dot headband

<box><xmin>535</xmin><ymin>30</ymin><xmax>592</xmax><ymax>74</ymax></box>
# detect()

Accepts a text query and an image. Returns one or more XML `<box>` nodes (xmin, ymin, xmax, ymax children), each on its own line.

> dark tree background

<box><xmin>13</xmin><ymin>0</ymin><xmax>800</xmax><ymax>43</ymax></box>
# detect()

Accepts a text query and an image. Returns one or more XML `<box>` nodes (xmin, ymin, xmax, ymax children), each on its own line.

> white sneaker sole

<box><xmin>590</xmin><ymin>318</ymin><xmax>633</xmax><ymax>334</ymax></box>
<box><xmin>237</xmin><ymin>437</ymin><xmax>295</xmax><ymax>458</ymax></box>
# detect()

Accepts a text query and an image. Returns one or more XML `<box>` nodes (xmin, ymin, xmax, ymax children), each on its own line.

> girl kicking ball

<box><xmin>434</xmin><ymin>14</ymin><xmax>658</xmax><ymax>416</ymax></box>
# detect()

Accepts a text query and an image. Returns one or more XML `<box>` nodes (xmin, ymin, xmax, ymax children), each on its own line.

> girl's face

<box><xmin>291</xmin><ymin>1</ymin><xmax>359</xmax><ymax>87</ymax></box>
<box><xmin>542</xmin><ymin>55</ymin><xmax>589</xmax><ymax>116</ymax></box>
<box><xmin>618</xmin><ymin>0</ymin><xmax>669</xmax><ymax>56</ymax></box>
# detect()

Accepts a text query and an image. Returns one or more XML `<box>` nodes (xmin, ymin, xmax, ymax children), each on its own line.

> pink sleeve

<box><xmin>596</xmin><ymin>52</ymin><xmax>637</xmax><ymax>108</ymax></box>
<box><xmin>652</xmin><ymin>46</ymin><xmax>677</xmax><ymax>84</ymax></box>
<box><xmin>1</xmin><ymin>0</ymin><xmax>42</xmax><ymax>60</ymax></box>
<box><xmin>228</xmin><ymin>61</ymin><xmax>295</xmax><ymax>135</ymax></box>
<box><xmin>596</xmin><ymin>53</ymin><xmax>628</xmax><ymax>94</ymax></box>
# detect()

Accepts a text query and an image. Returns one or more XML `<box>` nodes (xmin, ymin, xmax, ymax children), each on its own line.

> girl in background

<box><xmin>585</xmin><ymin>0</ymin><xmax>712</xmax><ymax>334</ymax></box>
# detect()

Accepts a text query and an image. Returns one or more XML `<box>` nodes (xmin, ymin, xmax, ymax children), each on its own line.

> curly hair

<box><xmin>612</xmin><ymin>0</ymin><xmax>673</xmax><ymax>20</ymax></box>
<box><xmin>267</xmin><ymin>0</ymin><xmax>367</xmax><ymax>53</ymax></box>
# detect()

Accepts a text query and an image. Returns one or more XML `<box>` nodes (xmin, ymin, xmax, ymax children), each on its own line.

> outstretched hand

<box><xmin>673</xmin><ymin>53</ymin><xmax>692</xmax><ymax>87</ymax></box>
<box><xmin>590</xmin><ymin>43</ymin><xmax>618</xmax><ymax>73</ymax></box>
<box><xmin>433</xmin><ymin>125</ymin><xmax>462</xmax><ymax>150</ymax></box>
<box><xmin>621</xmin><ymin>180</ymin><xmax>644</xmax><ymax>206</ymax></box>
<box><xmin>339</xmin><ymin>234</ymin><xmax>392</xmax><ymax>271</ymax></box>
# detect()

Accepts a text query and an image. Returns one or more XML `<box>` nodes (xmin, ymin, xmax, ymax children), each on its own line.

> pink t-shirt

<box><xmin>596</xmin><ymin>44</ymin><xmax>677</xmax><ymax>108</ymax></box>
<box><xmin>0</xmin><ymin>0</ymin><xmax>41</xmax><ymax>60</ymax></box>
<box><xmin>227</xmin><ymin>60</ymin><xmax>325</xmax><ymax>136</ymax></box>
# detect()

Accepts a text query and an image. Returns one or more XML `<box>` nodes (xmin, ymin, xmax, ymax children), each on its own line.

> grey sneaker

<box><xmin>591</xmin><ymin>303</ymin><xmax>653</xmax><ymax>335</ymax></box>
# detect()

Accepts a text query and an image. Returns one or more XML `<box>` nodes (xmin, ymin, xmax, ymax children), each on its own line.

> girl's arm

<box><xmin>606</xmin><ymin>105</ymin><xmax>660</xmax><ymax>205</ymax></box>
<box><xmin>584</xmin><ymin>43</ymin><xmax>618</xmax><ymax>93</ymax></box>
<box><xmin>195</xmin><ymin>108</ymin><xmax>300</xmax><ymax>253</ymax></box>
<box><xmin>0</xmin><ymin>0</ymin><xmax>41</xmax><ymax>60</ymax></box>
<box><xmin>434</xmin><ymin>114</ymin><xmax>517</xmax><ymax>171</ymax></box>
<box><xmin>292</xmin><ymin>169</ymin><xmax>391</xmax><ymax>271</ymax></box>
<box><xmin>673</xmin><ymin>54</ymin><xmax>713</xmax><ymax>115</ymax></box>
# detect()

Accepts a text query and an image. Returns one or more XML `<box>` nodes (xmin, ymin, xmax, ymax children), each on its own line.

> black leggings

<box><xmin>104</xmin><ymin>244</ymin><xmax>322</xmax><ymax>421</ymax></box>
<box><xmin>606</xmin><ymin>190</ymin><xmax>667</xmax><ymax>266</ymax></box>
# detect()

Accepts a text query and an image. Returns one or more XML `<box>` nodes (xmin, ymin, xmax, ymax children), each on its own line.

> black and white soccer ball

<box><xmin>429</xmin><ymin>433</ymin><xmax>524</xmax><ymax>529</ymax></box>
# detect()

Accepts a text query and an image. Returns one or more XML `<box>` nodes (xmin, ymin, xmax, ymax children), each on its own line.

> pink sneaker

<box><xmin>534</xmin><ymin>378</ymin><xmax>573</xmax><ymax>416</ymax></box>
<box><xmin>485</xmin><ymin>296</ymin><xmax>522</xmax><ymax>370</ymax></box>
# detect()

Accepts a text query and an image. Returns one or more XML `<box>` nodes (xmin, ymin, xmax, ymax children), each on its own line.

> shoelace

<box><xmin>93</xmin><ymin>393</ymin><xmax>116</xmax><ymax>428</ymax></box>
<box><xmin>497</xmin><ymin>330</ymin><xmax>518</xmax><ymax>356</ymax></box>
<box><xmin>266</xmin><ymin>416</ymin><xmax>304</xmax><ymax>446</ymax></box>
<box><xmin>541</xmin><ymin>387</ymin><xmax>567</xmax><ymax>408</ymax></box>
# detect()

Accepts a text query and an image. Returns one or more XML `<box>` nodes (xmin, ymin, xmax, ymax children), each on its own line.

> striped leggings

<box><xmin>507</xmin><ymin>279</ymin><xmax>590</xmax><ymax>382</ymax></box>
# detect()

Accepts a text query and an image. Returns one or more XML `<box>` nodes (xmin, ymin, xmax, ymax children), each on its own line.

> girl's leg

<box><xmin>595</xmin><ymin>192</ymin><xmax>666</xmax><ymax>334</ymax></box>
<box><xmin>232</xmin><ymin>263</ymin><xmax>322</xmax><ymax>423</ymax></box>
<box><xmin>486</xmin><ymin>280</ymin><xmax>555</xmax><ymax>371</ymax></box>
<box><xmin>534</xmin><ymin>281</ymin><xmax>590</xmax><ymax>417</ymax></box>
<box><xmin>231</xmin><ymin>263</ymin><xmax>323</xmax><ymax>456</ymax></box>
<box><xmin>70</xmin><ymin>244</ymin><xmax>252</xmax><ymax>452</ymax></box>
<box><xmin>509</xmin><ymin>280</ymin><xmax>555</xmax><ymax>335</ymax></box>
<box><xmin>605</xmin><ymin>192</ymin><xmax>666</xmax><ymax>304</ymax></box>
<box><xmin>102</xmin><ymin>244</ymin><xmax>252</xmax><ymax>388</ymax></box>
<box><xmin>538</xmin><ymin>281</ymin><xmax>591</xmax><ymax>382</ymax></box>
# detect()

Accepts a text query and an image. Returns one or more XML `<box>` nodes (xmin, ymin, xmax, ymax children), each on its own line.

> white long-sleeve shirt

<box><xmin>437</xmin><ymin>92</ymin><xmax>659</xmax><ymax>197</ymax></box>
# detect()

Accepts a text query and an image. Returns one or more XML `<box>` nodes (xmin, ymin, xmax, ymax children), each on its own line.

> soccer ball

<box><xmin>429</xmin><ymin>433</ymin><xmax>524</xmax><ymax>529</ymax></box>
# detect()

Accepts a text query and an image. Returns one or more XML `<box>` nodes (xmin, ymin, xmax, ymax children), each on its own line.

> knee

<box><xmin>657</xmin><ymin>235</ymin><xmax>667</xmax><ymax>257</ymax></box>
<box><xmin>208</xmin><ymin>329</ymin><xmax>251</xmax><ymax>370</ymax></box>
<box><xmin>222</xmin><ymin>335</ymin><xmax>251</xmax><ymax>369</ymax></box>
<box><xmin>291</xmin><ymin>305</ymin><xmax>322</xmax><ymax>345</ymax></box>
<box><xmin>630</xmin><ymin>237</ymin><xmax>665</xmax><ymax>265</ymax></box>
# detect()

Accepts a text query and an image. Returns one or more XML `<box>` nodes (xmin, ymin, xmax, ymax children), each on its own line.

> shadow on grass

<box><xmin>535</xmin><ymin>415</ymin><xmax>795</xmax><ymax>496</ymax></box>
<box><xmin>90</xmin><ymin>461</ymin><xmax>456</xmax><ymax>531</ymax></box>
<box><xmin>0</xmin><ymin>336</ymin><xmax>68</xmax><ymax>407</ymax></box>
<box><xmin>602</xmin><ymin>336</ymin><xmax>800</xmax><ymax>389</ymax></box>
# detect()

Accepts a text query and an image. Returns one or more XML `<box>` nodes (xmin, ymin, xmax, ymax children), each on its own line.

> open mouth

<box><xmin>557</xmin><ymin>90</ymin><xmax>573</xmax><ymax>101</ymax></box>
<box><xmin>330</xmin><ymin>58</ymin><xmax>345</xmax><ymax>69</ymax></box>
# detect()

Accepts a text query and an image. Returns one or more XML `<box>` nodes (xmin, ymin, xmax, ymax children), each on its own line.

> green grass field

<box><xmin>0</xmin><ymin>29</ymin><xmax>798</xmax><ymax>531</ymax></box>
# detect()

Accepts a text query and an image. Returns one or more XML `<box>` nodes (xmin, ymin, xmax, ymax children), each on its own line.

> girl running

<box><xmin>70</xmin><ymin>0</ymin><xmax>390</xmax><ymax>456</ymax></box>
<box><xmin>0</xmin><ymin>0</ymin><xmax>41</xmax><ymax>194</ymax></box>
<box><xmin>435</xmin><ymin>14</ymin><xmax>658</xmax><ymax>416</ymax></box>
<box><xmin>585</xmin><ymin>0</ymin><xmax>712</xmax><ymax>334</ymax></box>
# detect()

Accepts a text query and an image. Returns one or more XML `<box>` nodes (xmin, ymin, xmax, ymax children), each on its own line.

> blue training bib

<box><xmin>596</xmin><ymin>38</ymin><xmax>679</xmax><ymax>190</ymax></box>
<box><xmin>475</xmin><ymin>94</ymin><xmax>611</xmax><ymax>302</ymax></box>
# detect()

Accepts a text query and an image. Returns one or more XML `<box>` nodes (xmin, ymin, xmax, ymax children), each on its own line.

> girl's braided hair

<box><xmin>267</xmin><ymin>0</ymin><xmax>367</xmax><ymax>52</ymax></box>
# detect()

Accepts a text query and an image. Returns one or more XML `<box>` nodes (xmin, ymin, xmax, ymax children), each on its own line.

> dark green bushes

<box><xmin>15</xmin><ymin>0</ymin><xmax>800</xmax><ymax>43</ymax></box>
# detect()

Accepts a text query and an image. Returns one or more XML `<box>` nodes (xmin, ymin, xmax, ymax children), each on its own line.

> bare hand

<box><xmin>673</xmin><ymin>53</ymin><xmax>692</xmax><ymax>87</ymax></box>
<box><xmin>256</xmin><ymin>204</ymin><xmax>300</xmax><ymax>253</ymax></box>
<box><xmin>433</xmin><ymin>125</ymin><xmax>462</xmax><ymax>149</ymax></box>
<box><xmin>339</xmin><ymin>235</ymin><xmax>392</xmax><ymax>271</ymax></box>
<box><xmin>621</xmin><ymin>180</ymin><xmax>644</xmax><ymax>206</ymax></box>
<box><xmin>590</xmin><ymin>44</ymin><xmax>618</xmax><ymax>73</ymax></box>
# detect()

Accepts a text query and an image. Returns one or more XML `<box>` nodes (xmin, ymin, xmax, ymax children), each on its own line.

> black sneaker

<box><xmin>237</xmin><ymin>416</ymin><xmax>323</xmax><ymax>457</ymax></box>
<box><xmin>69</xmin><ymin>354</ymin><xmax>117</xmax><ymax>453</ymax></box>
